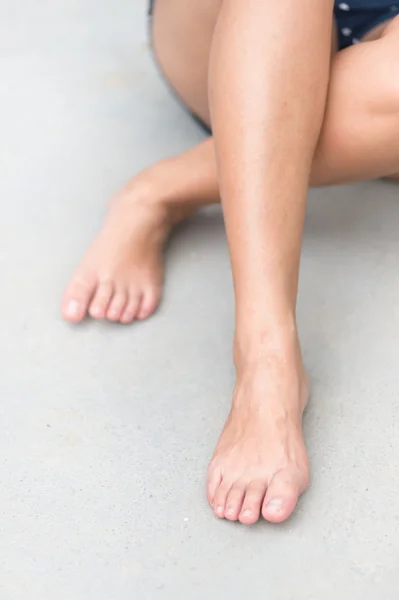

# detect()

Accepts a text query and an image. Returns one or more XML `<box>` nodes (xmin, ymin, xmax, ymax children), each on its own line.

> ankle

<box><xmin>233</xmin><ymin>337</ymin><xmax>309</xmax><ymax>415</ymax></box>
<box><xmin>233</xmin><ymin>315</ymin><xmax>299</xmax><ymax>366</ymax></box>
<box><xmin>117</xmin><ymin>168</ymin><xmax>166</xmax><ymax>207</ymax></box>
<box><xmin>119</xmin><ymin>162</ymin><xmax>197</xmax><ymax>224</ymax></box>
<box><xmin>138</xmin><ymin>158</ymin><xmax>190</xmax><ymax>208</ymax></box>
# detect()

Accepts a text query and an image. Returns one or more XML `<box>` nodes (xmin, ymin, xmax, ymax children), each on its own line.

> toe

<box><xmin>89</xmin><ymin>281</ymin><xmax>114</xmax><ymax>320</ymax></box>
<box><xmin>262</xmin><ymin>471</ymin><xmax>301</xmax><ymax>524</ymax></box>
<box><xmin>206</xmin><ymin>462</ymin><xmax>222</xmax><ymax>507</ymax></box>
<box><xmin>212</xmin><ymin>481</ymin><xmax>232</xmax><ymax>519</ymax></box>
<box><xmin>62</xmin><ymin>275</ymin><xmax>97</xmax><ymax>322</ymax></box>
<box><xmin>106</xmin><ymin>290</ymin><xmax>128</xmax><ymax>321</ymax></box>
<box><xmin>120</xmin><ymin>293</ymin><xmax>141</xmax><ymax>324</ymax></box>
<box><xmin>239</xmin><ymin>480</ymin><xmax>268</xmax><ymax>525</ymax></box>
<box><xmin>136</xmin><ymin>288</ymin><xmax>161</xmax><ymax>320</ymax></box>
<box><xmin>225</xmin><ymin>483</ymin><xmax>246</xmax><ymax>521</ymax></box>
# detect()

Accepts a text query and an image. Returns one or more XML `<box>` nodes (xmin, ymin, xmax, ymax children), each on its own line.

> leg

<box><xmin>62</xmin><ymin>8</ymin><xmax>399</xmax><ymax>325</ymax></box>
<box><xmin>62</xmin><ymin>8</ymin><xmax>399</xmax><ymax>521</ymax></box>
<box><xmin>208</xmin><ymin>14</ymin><xmax>399</xmax><ymax>525</ymax></box>
<box><xmin>61</xmin><ymin>148</ymin><xmax>214</xmax><ymax>324</ymax></box>
<box><xmin>62</xmin><ymin>3</ymin><xmax>399</xmax><ymax>509</ymax></box>
<box><xmin>62</xmin><ymin>0</ymin><xmax>220</xmax><ymax>324</ymax></box>
<box><xmin>207</xmin><ymin>0</ymin><xmax>333</xmax><ymax>523</ymax></box>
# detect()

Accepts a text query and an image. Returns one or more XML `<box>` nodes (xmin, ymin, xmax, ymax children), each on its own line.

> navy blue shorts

<box><xmin>148</xmin><ymin>1</ymin><xmax>399</xmax><ymax>51</ymax></box>
<box><xmin>334</xmin><ymin>1</ymin><xmax>399</xmax><ymax>49</ymax></box>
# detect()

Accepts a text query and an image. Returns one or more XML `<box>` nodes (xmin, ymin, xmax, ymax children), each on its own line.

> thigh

<box><xmin>313</xmin><ymin>13</ymin><xmax>399</xmax><ymax>184</ymax></box>
<box><xmin>151</xmin><ymin>1</ymin><xmax>338</xmax><ymax>129</ymax></box>
<box><xmin>151</xmin><ymin>0</ymin><xmax>221</xmax><ymax>127</ymax></box>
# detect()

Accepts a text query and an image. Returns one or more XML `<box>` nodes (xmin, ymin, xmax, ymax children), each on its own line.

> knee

<box><xmin>330</xmin><ymin>26</ymin><xmax>399</xmax><ymax>123</ymax></box>
<box><xmin>150</xmin><ymin>0</ymin><xmax>215</xmax><ymax>126</ymax></box>
<box><xmin>367</xmin><ymin>26</ymin><xmax>399</xmax><ymax>116</ymax></box>
<box><xmin>372</xmin><ymin>64</ymin><xmax>399</xmax><ymax>117</ymax></box>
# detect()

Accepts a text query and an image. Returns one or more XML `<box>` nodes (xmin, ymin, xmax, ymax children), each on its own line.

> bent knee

<box><xmin>150</xmin><ymin>0</ymin><xmax>221</xmax><ymax>126</ymax></box>
<box><xmin>331</xmin><ymin>26</ymin><xmax>399</xmax><ymax>120</ymax></box>
<box><xmin>366</xmin><ymin>18</ymin><xmax>399</xmax><ymax>113</ymax></box>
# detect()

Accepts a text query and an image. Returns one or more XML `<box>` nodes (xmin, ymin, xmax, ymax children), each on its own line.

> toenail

<box><xmin>266</xmin><ymin>498</ymin><xmax>284</xmax><ymax>513</ymax></box>
<box><xmin>242</xmin><ymin>509</ymin><xmax>252</xmax><ymax>518</ymax></box>
<box><xmin>216</xmin><ymin>506</ymin><xmax>224</xmax><ymax>515</ymax></box>
<box><xmin>226</xmin><ymin>507</ymin><xmax>235</xmax><ymax>517</ymax></box>
<box><xmin>67</xmin><ymin>300</ymin><xmax>79</xmax><ymax>316</ymax></box>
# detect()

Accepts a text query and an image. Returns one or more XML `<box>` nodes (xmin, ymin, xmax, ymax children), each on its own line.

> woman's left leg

<box><xmin>63</xmin><ymin>15</ymin><xmax>399</xmax><ymax>326</ymax></box>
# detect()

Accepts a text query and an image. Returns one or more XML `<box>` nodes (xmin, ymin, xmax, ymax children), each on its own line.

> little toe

<box><xmin>89</xmin><ymin>281</ymin><xmax>114</xmax><ymax>320</ymax></box>
<box><xmin>239</xmin><ymin>480</ymin><xmax>268</xmax><ymax>525</ymax></box>
<box><xmin>212</xmin><ymin>482</ymin><xmax>232</xmax><ymax>519</ymax></box>
<box><xmin>136</xmin><ymin>288</ymin><xmax>161</xmax><ymax>321</ymax></box>
<box><xmin>225</xmin><ymin>484</ymin><xmax>246</xmax><ymax>521</ymax></box>
<box><xmin>120</xmin><ymin>293</ymin><xmax>141</xmax><ymax>324</ymax></box>
<box><xmin>62</xmin><ymin>276</ymin><xmax>97</xmax><ymax>322</ymax></box>
<box><xmin>206</xmin><ymin>463</ymin><xmax>222</xmax><ymax>507</ymax></box>
<box><xmin>106</xmin><ymin>291</ymin><xmax>128</xmax><ymax>322</ymax></box>
<box><xmin>262</xmin><ymin>471</ymin><xmax>301</xmax><ymax>524</ymax></box>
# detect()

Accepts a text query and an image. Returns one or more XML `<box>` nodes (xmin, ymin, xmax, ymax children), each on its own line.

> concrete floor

<box><xmin>2</xmin><ymin>1</ymin><xmax>399</xmax><ymax>598</ymax></box>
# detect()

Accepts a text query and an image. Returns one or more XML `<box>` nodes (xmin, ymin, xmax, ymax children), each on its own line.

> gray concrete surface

<box><xmin>1</xmin><ymin>1</ymin><xmax>399</xmax><ymax>598</ymax></box>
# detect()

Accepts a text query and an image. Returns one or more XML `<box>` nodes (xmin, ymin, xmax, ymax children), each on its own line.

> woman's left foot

<box><xmin>62</xmin><ymin>168</ymin><xmax>194</xmax><ymax>324</ymax></box>
<box><xmin>207</xmin><ymin>343</ymin><xmax>310</xmax><ymax>525</ymax></box>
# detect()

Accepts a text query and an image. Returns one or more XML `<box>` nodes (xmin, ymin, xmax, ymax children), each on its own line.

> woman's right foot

<box><xmin>207</xmin><ymin>334</ymin><xmax>310</xmax><ymax>525</ymax></box>
<box><xmin>62</xmin><ymin>171</ymin><xmax>195</xmax><ymax>324</ymax></box>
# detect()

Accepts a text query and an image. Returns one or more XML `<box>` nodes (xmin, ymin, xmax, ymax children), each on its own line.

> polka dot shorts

<box><xmin>334</xmin><ymin>1</ymin><xmax>399</xmax><ymax>49</ymax></box>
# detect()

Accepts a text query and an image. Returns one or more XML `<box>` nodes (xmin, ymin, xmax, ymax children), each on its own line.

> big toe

<box><xmin>62</xmin><ymin>275</ymin><xmax>97</xmax><ymax>322</ymax></box>
<box><xmin>262</xmin><ymin>470</ymin><xmax>303</xmax><ymax>524</ymax></box>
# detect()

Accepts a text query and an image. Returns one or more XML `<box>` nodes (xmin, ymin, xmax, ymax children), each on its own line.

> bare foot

<box><xmin>62</xmin><ymin>171</ymin><xmax>194</xmax><ymax>324</ymax></box>
<box><xmin>207</xmin><ymin>342</ymin><xmax>310</xmax><ymax>525</ymax></box>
